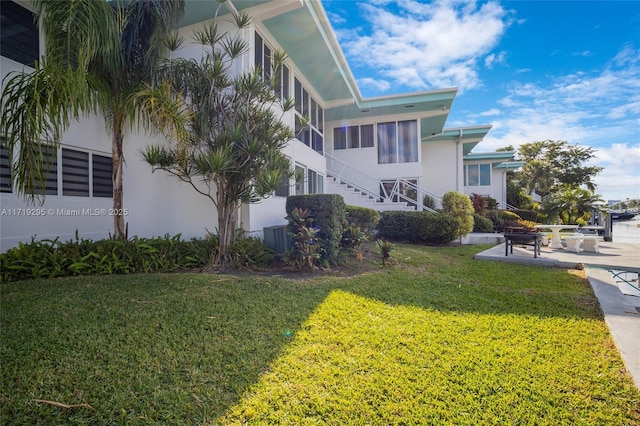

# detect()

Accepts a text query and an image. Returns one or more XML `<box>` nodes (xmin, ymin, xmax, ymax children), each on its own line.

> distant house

<box><xmin>0</xmin><ymin>0</ymin><xmax>521</xmax><ymax>251</ymax></box>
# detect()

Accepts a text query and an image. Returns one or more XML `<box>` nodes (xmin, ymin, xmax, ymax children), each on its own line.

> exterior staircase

<box><xmin>324</xmin><ymin>153</ymin><xmax>441</xmax><ymax>212</ymax></box>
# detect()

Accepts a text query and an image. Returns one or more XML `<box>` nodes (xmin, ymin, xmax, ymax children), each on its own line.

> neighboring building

<box><xmin>0</xmin><ymin>0</ymin><xmax>521</xmax><ymax>252</ymax></box>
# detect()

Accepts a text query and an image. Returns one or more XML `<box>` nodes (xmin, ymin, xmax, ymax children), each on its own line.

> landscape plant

<box><xmin>284</xmin><ymin>208</ymin><xmax>320</xmax><ymax>272</ymax></box>
<box><xmin>0</xmin><ymin>0</ymin><xmax>187</xmax><ymax>238</ymax></box>
<box><xmin>441</xmin><ymin>190</ymin><xmax>475</xmax><ymax>240</ymax></box>
<box><xmin>140</xmin><ymin>11</ymin><xmax>294</xmax><ymax>269</ymax></box>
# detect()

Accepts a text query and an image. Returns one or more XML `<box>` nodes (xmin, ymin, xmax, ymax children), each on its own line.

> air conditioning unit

<box><xmin>263</xmin><ymin>225</ymin><xmax>292</xmax><ymax>256</ymax></box>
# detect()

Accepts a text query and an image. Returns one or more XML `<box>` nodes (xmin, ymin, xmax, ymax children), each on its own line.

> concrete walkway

<box><xmin>474</xmin><ymin>241</ymin><xmax>640</xmax><ymax>389</ymax></box>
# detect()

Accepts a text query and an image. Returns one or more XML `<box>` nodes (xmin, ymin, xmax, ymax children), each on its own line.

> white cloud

<box><xmin>337</xmin><ymin>0</ymin><xmax>511</xmax><ymax>93</ymax></box>
<box><xmin>480</xmin><ymin>108</ymin><xmax>501</xmax><ymax>116</ymax></box>
<box><xmin>357</xmin><ymin>77</ymin><xmax>392</xmax><ymax>92</ymax></box>
<box><xmin>472</xmin><ymin>46</ymin><xmax>640</xmax><ymax>200</ymax></box>
<box><xmin>485</xmin><ymin>51</ymin><xmax>507</xmax><ymax>69</ymax></box>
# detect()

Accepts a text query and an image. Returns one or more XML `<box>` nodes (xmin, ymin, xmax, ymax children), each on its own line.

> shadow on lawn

<box><xmin>0</xmin><ymin>244</ymin><xmax>604</xmax><ymax>424</ymax></box>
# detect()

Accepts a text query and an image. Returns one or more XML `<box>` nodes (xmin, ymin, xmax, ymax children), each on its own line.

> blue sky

<box><xmin>321</xmin><ymin>0</ymin><xmax>640</xmax><ymax>202</ymax></box>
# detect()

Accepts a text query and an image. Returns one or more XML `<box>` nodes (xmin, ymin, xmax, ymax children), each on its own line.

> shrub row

<box><xmin>376</xmin><ymin>211</ymin><xmax>458</xmax><ymax>244</ymax></box>
<box><xmin>2</xmin><ymin>234</ymin><xmax>230</xmax><ymax>283</ymax></box>
<box><xmin>346</xmin><ymin>205</ymin><xmax>380</xmax><ymax>233</ymax></box>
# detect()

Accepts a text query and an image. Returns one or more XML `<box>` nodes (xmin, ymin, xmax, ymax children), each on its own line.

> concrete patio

<box><xmin>474</xmin><ymin>240</ymin><xmax>640</xmax><ymax>389</ymax></box>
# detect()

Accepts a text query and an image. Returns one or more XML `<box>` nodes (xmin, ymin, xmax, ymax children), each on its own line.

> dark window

<box><xmin>1</xmin><ymin>1</ymin><xmax>39</xmax><ymax>66</ymax></box>
<box><xmin>312</xmin><ymin>130</ymin><xmax>323</xmax><ymax>153</ymax></box>
<box><xmin>274</xmin><ymin>174</ymin><xmax>289</xmax><ymax>197</ymax></box>
<box><xmin>334</xmin><ymin>127</ymin><xmax>346</xmax><ymax>150</ymax></box>
<box><xmin>348</xmin><ymin>126</ymin><xmax>359</xmax><ymax>149</ymax></box>
<box><xmin>294</xmin><ymin>78</ymin><xmax>302</xmax><ymax>114</ymax></box>
<box><xmin>282</xmin><ymin>65</ymin><xmax>290</xmax><ymax>100</ymax></box>
<box><xmin>254</xmin><ymin>32</ymin><xmax>263</xmax><ymax>71</ymax></box>
<box><xmin>0</xmin><ymin>140</ymin><xmax>12</xmax><ymax>193</ymax></box>
<box><xmin>62</xmin><ymin>149</ymin><xmax>89</xmax><ymax>196</ymax></box>
<box><xmin>361</xmin><ymin>124</ymin><xmax>374</xmax><ymax>148</ymax></box>
<box><xmin>92</xmin><ymin>154</ymin><xmax>113</xmax><ymax>197</ymax></box>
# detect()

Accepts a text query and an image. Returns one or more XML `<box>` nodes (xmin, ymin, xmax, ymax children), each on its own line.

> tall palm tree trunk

<box><xmin>112</xmin><ymin>114</ymin><xmax>126</xmax><ymax>239</ymax></box>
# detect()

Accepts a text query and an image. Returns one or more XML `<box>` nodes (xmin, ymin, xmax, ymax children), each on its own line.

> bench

<box><xmin>562</xmin><ymin>235</ymin><xmax>602</xmax><ymax>253</ymax></box>
<box><xmin>504</xmin><ymin>233</ymin><xmax>542</xmax><ymax>258</ymax></box>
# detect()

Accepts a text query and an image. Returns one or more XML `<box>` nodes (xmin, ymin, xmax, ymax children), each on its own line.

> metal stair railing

<box><xmin>325</xmin><ymin>153</ymin><xmax>440</xmax><ymax>212</ymax></box>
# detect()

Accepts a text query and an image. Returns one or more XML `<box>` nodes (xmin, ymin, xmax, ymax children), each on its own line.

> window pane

<box><xmin>312</xmin><ymin>130</ymin><xmax>323</xmax><ymax>153</ymax></box>
<box><xmin>317</xmin><ymin>106</ymin><xmax>323</xmax><ymax>134</ymax></box>
<box><xmin>302</xmin><ymin>89</ymin><xmax>309</xmax><ymax>117</ymax></box>
<box><xmin>317</xmin><ymin>172</ymin><xmax>324</xmax><ymax>194</ymax></box>
<box><xmin>1</xmin><ymin>1</ymin><xmax>39</xmax><ymax>66</ymax></box>
<box><xmin>282</xmin><ymin>65</ymin><xmax>290</xmax><ymax>100</ymax></box>
<box><xmin>348</xmin><ymin>126</ymin><xmax>359</xmax><ymax>149</ymax></box>
<box><xmin>310</xmin><ymin>98</ymin><xmax>317</xmax><ymax>127</ymax></box>
<box><xmin>275</xmin><ymin>174</ymin><xmax>289</xmax><ymax>197</ymax></box>
<box><xmin>308</xmin><ymin>169</ymin><xmax>317</xmax><ymax>194</ymax></box>
<box><xmin>467</xmin><ymin>165</ymin><xmax>479</xmax><ymax>186</ymax></box>
<box><xmin>398</xmin><ymin>120</ymin><xmax>418</xmax><ymax>163</ymax></box>
<box><xmin>480</xmin><ymin>164</ymin><xmax>491</xmax><ymax>186</ymax></box>
<box><xmin>294</xmin><ymin>78</ymin><xmax>302</xmax><ymax>114</ymax></box>
<box><xmin>295</xmin><ymin>165</ymin><xmax>305</xmax><ymax>195</ymax></box>
<box><xmin>377</xmin><ymin>122</ymin><xmax>396</xmax><ymax>164</ymax></box>
<box><xmin>41</xmin><ymin>145</ymin><xmax>58</xmax><ymax>195</ymax></box>
<box><xmin>263</xmin><ymin>44</ymin><xmax>271</xmax><ymax>81</ymax></box>
<box><xmin>92</xmin><ymin>154</ymin><xmax>113</xmax><ymax>198</ymax></box>
<box><xmin>254</xmin><ymin>32</ymin><xmax>263</xmax><ymax>70</ymax></box>
<box><xmin>62</xmin><ymin>149</ymin><xmax>89</xmax><ymax>197</ymax></box>
<box><xmin>360</xmin><ymin>124</ymin><xmax>374</xmax><ymax>148</ymax></box>
<box><xmin>333</xmin><ymin>127</ymin><xmax>346</xmax><ymax>150</ymax></box>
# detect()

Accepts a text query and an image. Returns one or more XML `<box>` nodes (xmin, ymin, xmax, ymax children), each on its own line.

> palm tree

<box><xmin>1</xmin><ymin>0</ymin><xmax>185</xmax><ymax>238</ymax></box>
<box><xmin>541</xmin><ymin>185</ymin><xmax>604</xmax><ymax>225</ymax></box>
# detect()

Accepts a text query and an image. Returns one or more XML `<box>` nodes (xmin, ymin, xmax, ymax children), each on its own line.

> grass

<box><xmin>1</xmin><ymin>244</ymin><xmax>638</xmax><ymax>425</ymax></box>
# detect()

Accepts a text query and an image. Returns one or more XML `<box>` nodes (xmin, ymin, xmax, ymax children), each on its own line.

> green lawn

<box><xmin>1</xmin><ymin>244</ymin><xmax>638</xmax><ymax>425</ymax></box>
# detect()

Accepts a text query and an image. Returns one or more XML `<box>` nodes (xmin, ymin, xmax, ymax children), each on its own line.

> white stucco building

<box><xmin>0</xmin><ymin>0</ymin><xmax>521</xmax><ymax>252</ymax></box>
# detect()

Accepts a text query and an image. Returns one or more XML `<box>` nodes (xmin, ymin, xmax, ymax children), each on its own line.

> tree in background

<box><xmin>540</xmin><ymin>185</ymin><xmax>604</xmax><ymax>225</ymax></box>
<box><xmin>517</xmin><ymin>140</ymin><xmax>602</xmax><ymax>197</ymax></box>
<box><xmin>1</xmin><ymin>0</ymin><xmax>187</xmax><ymax>238</ymax></box>
<box><xmin>441</xmin><ymin>191</ymin><xmax>474</xmax><ymax>241</ymax></box>
<box><xmin>140</xmin><ymin>12</ymin><xmax>294</xmax><ymax>269</ymax></box>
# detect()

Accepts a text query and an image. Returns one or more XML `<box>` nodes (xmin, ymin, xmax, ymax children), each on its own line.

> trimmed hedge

<box><xmin>376</xmin><ymin>211</ymin><xmax>458</xmax><ymax>245</ymax></box>
<box><xmin>346</xmin><ymin>205</ymin><xmax>380</xmax><ymax>233</ymax></box>
<box><xmin>472</xmin><ymin>214</ymin><xmax>494</xmax><ymax>233</ymax></box>
<box><xmin>286</xmin><ymin>194</ymin><xmax>346</xmax><ymax>264</ymax></box>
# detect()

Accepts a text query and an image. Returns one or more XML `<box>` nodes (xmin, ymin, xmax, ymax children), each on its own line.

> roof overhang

<box><xmin>424</xmin><ymin>126</ymin><xmax>493</xmax><ymax>156</ymax></box>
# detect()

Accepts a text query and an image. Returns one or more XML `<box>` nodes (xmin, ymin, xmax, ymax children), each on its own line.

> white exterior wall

<box><xmin>420</xmin><ymin>140</ymin><xmax>460</xmax><ymax>198</ymax></box>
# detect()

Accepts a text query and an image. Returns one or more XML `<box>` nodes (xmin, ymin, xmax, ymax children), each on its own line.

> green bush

<box><xmin>345</xmin><ymin>205</ymin><xmax>380</xmax><ymax>233</ymax></box>
<box><xmin>286</xmin><ymin>194</ymin><xmax>346</xmax><ymax>264</ymax></box>
<box><xmin>376</xmin><ymin>211</ymin><xmax>458</xmax><ymax>245</ymax></box>
<box><xmin>486</xmin><ymin>210</ymin><xmax>523</xmax><ymax>233</ymax></box>
<box><xmin>472</xmin><ymin>214</ymin><xmax>494</xmax><ymax>233</ymax></box>
<box><xmin>442</xmin><ymin>191</ymin><xmax>475</xmax><ymax>239</ymax></box>
<box><xmin>513</xmin><ymin>209</ymin><xmax>538</xmax><ymax>222</ymax></box>
<box><xmin>0</xmin><ymin>234</ymin><xmax>218</xmax><ymax>283</ymax></box>
<box><xmin>228</xmin><ymin>237</ymin><xmax>275</xmax><ymax>269</ymax></box>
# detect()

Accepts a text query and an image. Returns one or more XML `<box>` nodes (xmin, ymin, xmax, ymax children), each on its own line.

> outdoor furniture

<box><xmin>504</xmin><ymin>232</ymin><xmax>542</xmax><ymax>258</ymax></box>
<box><xmin>534</xmin><ymin>225</ymin><xmax>579</xmax><ymax>249</ymax></box>
<box><xmin>582</xmin><ymin>236</ymin><xmax>602</xmax><ymax>253</ymax></box>
<box><xmin>563</xmin><ymin>235</ymin><xmax>583</xmax><ymax>253</ymax></box>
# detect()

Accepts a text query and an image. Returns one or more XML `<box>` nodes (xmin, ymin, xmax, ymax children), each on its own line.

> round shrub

<box><xmin>346</xmin><ymin>205</ymin><xmax>380</xmax><ymax>233</ymax></box>
<box><xmin>472</xmin><ymin>214</ymin><xmax>494</xmax><ymax>233</ymax></box>
<box><xmin>441</xmin><ymin>191</ymin><xmax>474</xmax><ymax>238</ymax></box>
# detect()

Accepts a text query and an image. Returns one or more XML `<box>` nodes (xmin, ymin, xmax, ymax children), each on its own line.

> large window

<box><xmin>294</xmin><ymin>77</ymin><xmax>323</xmax><ymax>153</ymax></box>
<box><xmin>294</xmin><ymin>164</ymin><xmax>323</xmax><ymax>195</ymax></box>
<box><xmin>377</xmin><ymin>120</ymin><xmax>418</xmax><ymax>164</ymax></box>
<box><xmin>255</xmin><ymin>32</ymin><xmax>289</xmax><ymax>101</ymax></box>
<box><xmin>465</xmin><ymin>163</ymin><xmax>491</xmax><ymax>186</ymax></box>
<box><xmin>333</xmin><ymin>124</ymin><xmax>374</xmax><ymax>150</ymax></box>
<box><xmin>1</xmin><ymin>1</ymin><xmax>39</xmax><ymax>66</ymax></box>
